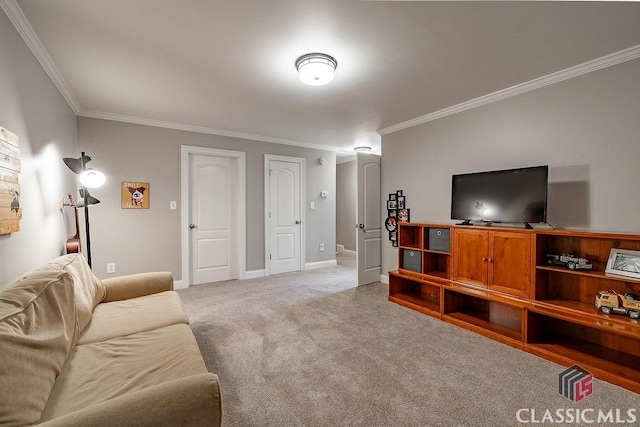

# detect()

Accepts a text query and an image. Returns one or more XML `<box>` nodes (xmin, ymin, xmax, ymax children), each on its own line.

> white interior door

<box><xmin>268</xmin><ymin>158</ymin><xmax>302</xmax><ymax>275</ymax></box>
<box><xmin>190</xmin><ymin>154</ymin><xmax>238</xmax><ymax>284</ymax></box>
<box><xmin>356</xmin><ymin>152</ymin><xmax>381</xmax><ymax>286</ymax></box>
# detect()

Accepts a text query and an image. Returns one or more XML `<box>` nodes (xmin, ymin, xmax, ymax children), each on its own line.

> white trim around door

<box><xmin>181</xmin><ymin>145</ymin><xmax>246</xmax><ymax>287</ymax></box>
<box><xmin>264</xmin><ymin>154</ymin><xmax>306</xmax><ymax>277</ymax></box>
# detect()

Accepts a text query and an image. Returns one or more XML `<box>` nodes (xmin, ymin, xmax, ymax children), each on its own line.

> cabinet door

<box><xmin>488</xmin><ymin>231</ymin><xmax>532</xmax><ymax>298</ymax></box>
<box><xmin>453</xmin><ymin>229</ymin><xmax>488</xmax><ymax>287</ymax></box>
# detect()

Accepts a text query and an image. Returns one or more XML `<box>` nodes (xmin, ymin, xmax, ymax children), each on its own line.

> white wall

<box><xmin>78</xmin><ymin>118</ymin><xmax>336</xmax><ymax>280</ymax></box>
<box><xmin>0</xmin><ymin>10</ymin><xmax>78</xmax><ymax>286</ymax></box>
<box><xmin>381</xmin><ymin>58</ymin><xmax>640</xmax><ymax>274</ymax></box>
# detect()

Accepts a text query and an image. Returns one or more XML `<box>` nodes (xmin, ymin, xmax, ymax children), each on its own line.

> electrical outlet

<box><xmin>107</xmin><ymin>263</ymin><xmax>116</xmax><ymax>274</ymax></box>
<box><xmin>170</xmin><ymin>201</ymin><xmax>177</xmax><ymax>210</ymax></box>
<box><xmin>310</xmin><ymin>202</ymin><xmax>315</xmax><ymax>210</ymax></box>
<box><xmin>319</xmin><ymin>242</ymin><xmax>325</xmax><ymax>251</ymax></box>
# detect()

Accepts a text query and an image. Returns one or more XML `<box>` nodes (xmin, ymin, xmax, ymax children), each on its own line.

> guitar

<box><xmin>65</xmin><ymin>194</ymin><xmax>80</xmax><ymax>254</ymax></box>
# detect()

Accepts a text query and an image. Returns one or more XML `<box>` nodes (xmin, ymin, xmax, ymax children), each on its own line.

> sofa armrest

<box><xmin>101</xmin><ymin>271</ymin><xmax>173</xmax><ymax>302</ymax></box>
<box><xmin>38</xmin><ymin>373</ymin><xmax>222</xmax><ymax>427</ymax></box>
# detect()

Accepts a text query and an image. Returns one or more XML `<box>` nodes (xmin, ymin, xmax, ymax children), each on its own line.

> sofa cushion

<box><xmin>0</xmin><ymin>254</ymin><xmax>105</xmax><ymax>426</ymax></box>
<box><xmin>51</xmin><ymin>254</ymin><xmax>106</xmax><ymax>332</ymax></box>
<box><xmin>39</xmin><ymin>323</ymin><xmax>209</xmax><ymax>422</ymax></box>
<box><xmin>78</xmin><ymin>291</ymin><xmax>189</xmax><ymax>344</ymax></box>
<box><xmin>0</xmin><ymin>265</ymin><xmax>77</xmax><ymax>426</ymax></box>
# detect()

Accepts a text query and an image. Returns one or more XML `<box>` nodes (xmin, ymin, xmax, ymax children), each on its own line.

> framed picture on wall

<box><xmin>398</xmin><ymin>209</ymin><xmax>410</xmax><ymax>223</ymax></box>
<box><xmin>397</xmin><ymin>196</ymin><xmax>405</xmax><ymax>209</ymax></box>
<box><xmin>387</xmin><ymin>200</ymin><xmax>397</xmax><ymax>209</ymax></box>
<box><xmin>121</xmin><ymin>182</ymin><xmax>150</xmax><ymax>209</ymax></box>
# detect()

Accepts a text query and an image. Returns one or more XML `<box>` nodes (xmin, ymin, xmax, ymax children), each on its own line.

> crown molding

<box><xmin>379</xmin><ymin>44</ymin><xmax>640</xmax><ymax>136</ymax></box>
<box><xmin>1</xmin><ymin>0</ymin><xmax>81</xmax><ymax>114</ymax></box>
<box><xmin>78</xmin><ymin>109</ymin><xmax>343</xmax><ymax>153</ymax></box>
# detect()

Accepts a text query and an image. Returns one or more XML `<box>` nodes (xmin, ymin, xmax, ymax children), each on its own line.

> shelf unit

<box><xmin>388</xmin><ymin>223</ymin><xmax>640</xmax><ymax>394</ymax></box>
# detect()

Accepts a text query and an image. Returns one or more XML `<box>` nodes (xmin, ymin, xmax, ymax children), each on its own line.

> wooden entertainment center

<box><xmin>389</xmin><ymin>223</ymin><xmax>640</xmax><ymax>393</ymax></box>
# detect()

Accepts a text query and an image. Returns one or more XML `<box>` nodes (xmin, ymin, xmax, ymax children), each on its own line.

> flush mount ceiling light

<box><xmin>354</xmin><ymin>146</ymin><xmax>372</xmax><ymax>153</ymax></box>
<box><xmin>295</xmin><ymin>53</ymin><xmax>337</xmax><ymax>86</ymax></box>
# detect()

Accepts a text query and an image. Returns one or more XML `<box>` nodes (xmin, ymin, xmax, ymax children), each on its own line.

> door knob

<box><xmin>295</xmin><ymin>220</ymin><xmax>301</xmax><ymax>224</ymax></box>
<box><xmin>189</xmin><ymin>224</ymin><xmax>197</xmax><ymax>229</ymax></box>
<box><xmin>358</xmin><ymin>224</ymin><xmax>365</xmax><ymax>229</ymax></box>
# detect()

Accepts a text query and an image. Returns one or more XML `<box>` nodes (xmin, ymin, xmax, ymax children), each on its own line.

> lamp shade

<box><xmin>63</xmin><ymin>154</ymin><xmax>92</xmax><ymax>174</ymax></box>
<box><xmin>79</xmin><ymin>169</ymin><xmax>106</xmax><ymax>188</ymax></box>
<box><xmin>295</xmin><ymin>53</ymin><xmax>337</xmax><ymax>86</ymax></box>
<box><xmin>78</xmin><ymin>188</ymin><xmax>100</xmax><ymax>207</ymax></box>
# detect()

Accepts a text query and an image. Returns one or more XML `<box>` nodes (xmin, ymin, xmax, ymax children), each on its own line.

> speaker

<box><xmin>428</xmin><ymin>228</ymin><xmax>450</xmax><ymax>252</ymax></box>
<box><xmin>402</xmin><ymin>249</ymin><xmax>421</xmax><ymax>273</ymax></box>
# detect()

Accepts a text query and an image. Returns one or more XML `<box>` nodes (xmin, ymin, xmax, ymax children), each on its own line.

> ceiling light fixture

<box><xmin>295</xmin><ymin>53</ymin><xmax>337</xmax><ymax>86</ymax></box>
<box><xmin>354</xmin><ymin>146</ymin><xmax>372</xmax><ymax>153</ymax></box>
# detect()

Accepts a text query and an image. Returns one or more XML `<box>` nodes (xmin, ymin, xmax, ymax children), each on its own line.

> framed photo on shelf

<box><xmin>605</xmin><ymin>248</ymin><xmax>640</xmax><ymax>279</ymax></box>
<box><xmin>387</xmin><ymin>200</ymin><xmax>397</xmax><ymax>209</ymax></box>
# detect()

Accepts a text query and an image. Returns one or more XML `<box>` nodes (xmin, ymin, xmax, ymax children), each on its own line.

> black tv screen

<box><xmin>451</xmin><ymin>165</ymin><xmax>548</xmax><ymax>224</ymax></box>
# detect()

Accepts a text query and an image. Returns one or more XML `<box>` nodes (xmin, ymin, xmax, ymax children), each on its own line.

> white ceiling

<box><xmin>8</xmin><ymin>0</ymin><xmax>640</xmax><ymax>154</ymax></box>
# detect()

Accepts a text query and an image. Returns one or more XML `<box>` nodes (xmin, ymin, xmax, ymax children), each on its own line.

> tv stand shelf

<box><xmin>388</xmin><ymin>223</ymin><xmax>640</xmax><ymax>394</ymax></box>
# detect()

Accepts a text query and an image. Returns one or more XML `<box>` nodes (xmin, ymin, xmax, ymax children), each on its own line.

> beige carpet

<box><xmin>178</xmin><ymin>256</ymin><xmax>640</xmax><ymax>426</ymax></box>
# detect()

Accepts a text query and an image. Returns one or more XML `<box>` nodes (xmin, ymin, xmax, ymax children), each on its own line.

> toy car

<box><xmin>595</xmin><ymin>290</ymin><xmax>640</xmax><ymax>319</ymax></box>
<box><xmin>545</xmin><ymin>253</ymin><xmax>592</xmax><ymax>270</ymax></box>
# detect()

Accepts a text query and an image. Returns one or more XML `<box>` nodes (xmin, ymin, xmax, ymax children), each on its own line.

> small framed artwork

<box><xmin>392</xmin><ymin>241</ymin><xmax>398</xmax><ymax>247</ymax></box>
<box><xmin>387</xmin><ymin>200</ymin><xmax>397</xmax><ymax>209</ymax></box>
<box><xmin>396</xmin><ymin>190</ymin><xmax>403</xmax><ymax>197</ymax></box>
<box><xmin>398</xmin><ymin>209</ymin><xmax>410</xmax><ymax>223</ymax></box>
<box><xmin>397</xmin><ymin>196</ymin><xmax>405</xmax><ymax>209</ymax></box>
<box><xmin>605</xmin><ymin>248</ymin><xmax>640</xmax><ymax>279</ymax></box>
<box><xmin>389</xmin><ymin>193</ymin><xmax>397</xmax><ymax>201</ymax></box>
<box><xmin>121</xmin><ymin>181</ymin><xmax>150</xmax><ymax>209</ymax></box>
<box><xmin>385</xmin><ymin>216</ymin><xmax>397</xmax><ymax>232</ymax></box>
<box><xmin>390</xmin><ymin>231</ymin><xmax>397</xmax><ymax>241</ymax></box>
<box><xmin>388</xmin><ymin>209</ymin><xmax>397</xmax><ymax>218</ymax></box>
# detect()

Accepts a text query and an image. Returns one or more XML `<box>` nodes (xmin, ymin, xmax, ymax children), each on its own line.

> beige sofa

<box><xmin>0</xmin><ymin>254</ymin><xmax>221</xmax><ymax>426</ymax></box>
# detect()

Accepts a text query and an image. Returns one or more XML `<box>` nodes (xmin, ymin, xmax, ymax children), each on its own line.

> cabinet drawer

<box><xmin>402</xmin><ymin>249</ymin><xmax>422</xmax><ymax>273</ymax></box>
<box><xmin>429</xmin><ymin>228</ymin><xmax>450</xmax><ymax>252</ymax></box>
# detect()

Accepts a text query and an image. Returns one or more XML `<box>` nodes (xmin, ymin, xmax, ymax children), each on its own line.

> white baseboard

<box><xmin>343</xmin><ymin>249</ymin><xmax>356</xmax><ymax>255</ymax></box>
<box><xmin>305</xmin><ymin>259</ymin><xmax>338</xmax><ymax>270</ymax></box>
<box><xmin>173</xmin><ymin>279</ymin><xmax>187</xmax><ymax>290</ymax></box>
<box><xmin>244</xmin><ymin>269</ymin><xmax>266</xmax><ymax>280</ymax></box>
<box><xmin>380</xmin><ymin>274</ymin><xmax>389</xmax><ymax>285</ymax></box>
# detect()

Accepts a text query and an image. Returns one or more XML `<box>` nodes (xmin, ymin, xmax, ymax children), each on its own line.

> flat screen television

<box><xmin>451</xmin><ymin>165</ymin><xmax>548</xmax><ymax>225</ymax></box>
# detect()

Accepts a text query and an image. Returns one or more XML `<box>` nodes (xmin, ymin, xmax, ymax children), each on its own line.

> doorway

<box><xmin>264</xmin><ymin>155</ymin><xmax>305</xmax><ymax>275</ymax></box>
<box><xmin>181</xmin><ymin>146</ymin><xmax>246</xmax><ymax>286</ymax></box>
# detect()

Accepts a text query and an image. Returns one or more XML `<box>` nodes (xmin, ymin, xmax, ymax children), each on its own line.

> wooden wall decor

<box><xmin>0</xmin><ymin>126</ymin><xmax>21</xmax><ymax>235</ymax></box>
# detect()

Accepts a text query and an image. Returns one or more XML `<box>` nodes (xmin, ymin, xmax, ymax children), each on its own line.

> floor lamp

<box><xmin>63</xmin><ymin>152</ymin><xmax>105</xmax><ymax>268</ymax></box>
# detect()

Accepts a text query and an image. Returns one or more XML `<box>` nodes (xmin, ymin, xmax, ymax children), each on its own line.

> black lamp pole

<box><xmin>63</xmin><ymin>151</ymin><xmax>101</xmax><ymax>269</ymax></box>
<box><xmin>80</xmin><ymin>151</ymin><xmax>92</xmax><ymax>268</ymax></box>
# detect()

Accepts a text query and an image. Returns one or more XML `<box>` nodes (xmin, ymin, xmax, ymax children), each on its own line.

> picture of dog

<box><xmin>128</xmin><ymin>186</ymin><xmax>146</xmax><ymax>207</ymax></box>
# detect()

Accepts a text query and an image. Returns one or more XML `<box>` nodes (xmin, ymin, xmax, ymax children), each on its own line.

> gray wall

<box><xmin>381</xmin><ymin>58</ymin><xmax>640</xmax><ymax>274</ymax></box>
<box><xmin>336</xmin><ymin>160</ymin><xmax>356</xmax><ymax>251</ymax></box>
<box><xmin>77</xmin><ymin>117</ymin><xmax>336</xmax><ymax>280</ymax></box>
<box><xmin>0</xmin><ymin>11</ymin><xmax>78</xmax><ymax>287</ymax></box>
